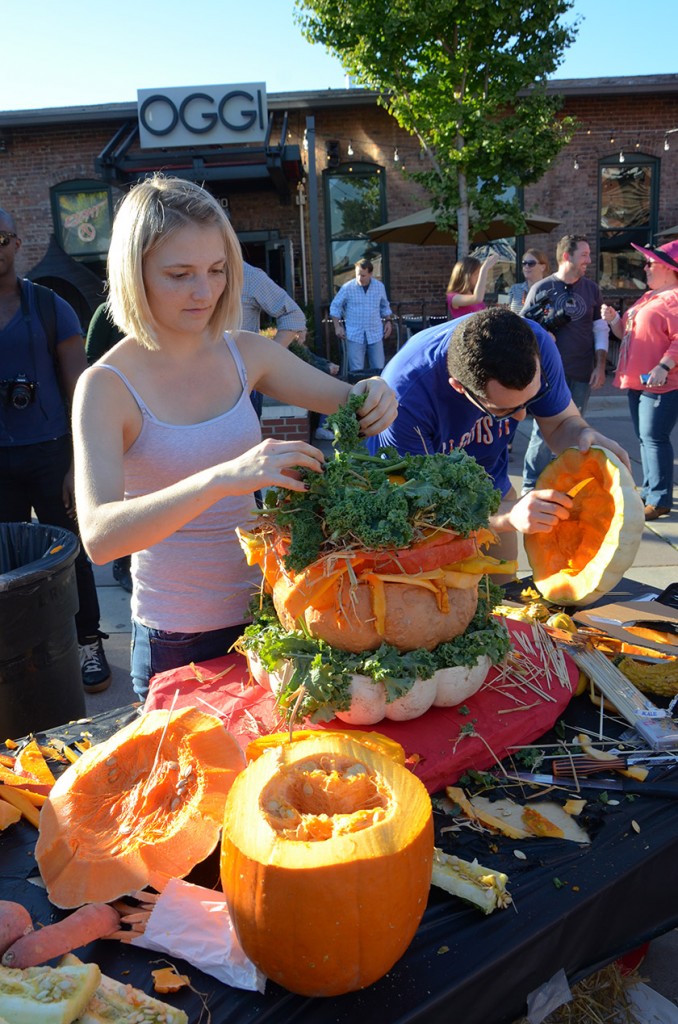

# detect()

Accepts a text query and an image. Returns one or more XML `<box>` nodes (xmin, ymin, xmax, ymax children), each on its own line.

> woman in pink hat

<box><xmin>602</xmin><ymin>240</ymin><xmax>678</xmax><ymax>520</ymax></box>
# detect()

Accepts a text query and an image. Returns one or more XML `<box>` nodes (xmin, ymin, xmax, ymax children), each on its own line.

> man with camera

<box><xmin>520</xmin><ymin>234</ymin><xmax>609</xmax><ymax>493</ymax></box>
<box><xmin>0</xmin><ymin>207</ymin><xmax>110</xmax><ymax>693</ymax></box>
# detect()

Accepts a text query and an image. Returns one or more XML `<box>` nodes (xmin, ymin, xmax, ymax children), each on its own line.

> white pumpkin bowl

<box><xmin>254</xmin><ymin>654</ymin><xmax>492</xmax><ymax>725</ymax></box>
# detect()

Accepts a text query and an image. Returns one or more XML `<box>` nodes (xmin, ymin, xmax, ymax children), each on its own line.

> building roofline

<box><xmin>2</xmin><ymin>74</ymin><xmax>678</xmax><ymax>128</ymax></box>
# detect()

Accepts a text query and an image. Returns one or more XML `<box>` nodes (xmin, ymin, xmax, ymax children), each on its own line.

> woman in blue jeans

<box><xmin>72</xmin><ymin>175</ymin><xmax>396</xmax><ymax>699</ymax></box>
<box><xmin>602</xmin><ymin>239</ymin><xmax>678</xmax><ymax>520</ymax></box>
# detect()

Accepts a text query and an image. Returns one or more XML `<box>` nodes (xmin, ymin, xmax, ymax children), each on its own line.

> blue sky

<box><xmin>2</xmin><ymin>0</ymin><xmax>676</xmax><ymax>112</ymax></box>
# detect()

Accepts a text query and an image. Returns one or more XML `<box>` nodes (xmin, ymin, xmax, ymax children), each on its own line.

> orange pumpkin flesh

<box><xmin>524</xmin><ymin>446</ymin><xmax>644</xmax><ymax>606</ymax></box>
<box><xmin>36</xmin><ymin>708</ymin><xmax>245</xmax><ymax>909</ymax></box>
<box><xmin>221</xmin><ymin>734</ymin><xmax>433</xmax><ymax>997</ymax></box>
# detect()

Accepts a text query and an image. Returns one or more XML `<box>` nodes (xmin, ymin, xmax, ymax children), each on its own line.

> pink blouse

<box><xmin>446</xmin><ymin>293</ymin><xmax>486</xmax><ymax>320</ymax></box>
<box><xmin>614</xmin><ymin>288</ymin><xmax>678</xmax><ymax>392</ymax></box>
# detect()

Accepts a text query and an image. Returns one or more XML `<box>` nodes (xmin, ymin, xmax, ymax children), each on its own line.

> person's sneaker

<box><xmin>79</xmin><ymin>635</ymin><xmax>112</xmax><ymax>693</ymax></box>
<box><xmin>644</xmin><ymin>504</ymin><xmax>671</xmax><ymax>521</ymax></box>
<box><xmin>112</xmin><ymin>557</ymin><xmax>133</xmax><ymax>594</ymax></box>
<box><xmin>314</xmin><ymin>426</ymin><xmax>335</xmax><ymax>441</ymax></box>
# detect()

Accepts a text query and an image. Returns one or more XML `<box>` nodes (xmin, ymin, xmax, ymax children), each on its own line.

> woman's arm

<box><xmin>238</xmin><ymin>332</ymin><xmax>397</xmax><ymax>434</ymax></box>
<box><xmin>449</xmin><ymin>253</ymin><xmax>500</xmax><ymax>309</ymax></box>
<box><xmin>72</xmin><ymin>366</ymin><xmax>326</xmax><ymax>565</ymax></box>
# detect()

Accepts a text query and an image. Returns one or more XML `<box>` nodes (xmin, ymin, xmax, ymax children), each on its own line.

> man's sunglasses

<box><xmin>0</xmin><ymin>232</ymin><xmax>18</xmax><ymax>247</ymax></box>
<box><xmin>464</xmin><ymin>376</ymin><xmax>551</xmax><ymax>423</ymax></box>
<box><xmin>521</xmin><ymin>259</ymin><xmax>538</xmax><ymax>268</ymax></box>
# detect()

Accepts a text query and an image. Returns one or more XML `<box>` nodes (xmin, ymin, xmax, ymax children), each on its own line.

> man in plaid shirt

<box><xmin>330</xmin><ymin>259</ymin><xmax>393</xmax><ymax>374</ymax></box>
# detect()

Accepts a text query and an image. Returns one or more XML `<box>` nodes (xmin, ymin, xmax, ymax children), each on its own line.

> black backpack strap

<box><xmin>31</xmin><ymin>281</ymin><xmax>58</xmax><ymax>362</ymax></box>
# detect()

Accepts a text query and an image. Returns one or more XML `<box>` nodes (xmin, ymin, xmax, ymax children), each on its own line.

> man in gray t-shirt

<box><xmin>521</xmin><ymin>235</ymin><xmax>609</xmax><ymax>492</ymax></box>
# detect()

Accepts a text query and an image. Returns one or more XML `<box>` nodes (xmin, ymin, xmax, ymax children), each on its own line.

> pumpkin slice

<box><xmin>221</xmin><ymin>733</ymin><xmax>433</xmax><ymax>997</ymax></box>
<box><xmin>524</xmin><ymin>446</ymin><xmax>644</xmax><ymax>606</ymax></box>
<box><xmin>36</xmin><ymin>708</ymin><xmax>246</xmax><ymax>909</ymax></box>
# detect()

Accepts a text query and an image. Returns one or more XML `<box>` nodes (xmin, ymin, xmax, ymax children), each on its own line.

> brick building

<box><xmin>1</xmin><ymin>73</ymin><xmax>677</xmax><ymax>369</ymax></box>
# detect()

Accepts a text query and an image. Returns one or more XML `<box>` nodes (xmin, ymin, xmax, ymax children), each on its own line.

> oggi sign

<box><xmin>137</xmin><ymin>83</ymin><xmax>267</xmax><ymax>149</ymax></box>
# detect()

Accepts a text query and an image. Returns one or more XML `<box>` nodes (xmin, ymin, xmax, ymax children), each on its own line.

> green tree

<box><xmin>296</xmin><ymin>0</ymin><xmax>579</xmax><ymax>256</ymax></box>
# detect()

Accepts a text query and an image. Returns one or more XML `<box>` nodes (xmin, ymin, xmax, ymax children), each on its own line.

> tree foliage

<box><xmin>295</xmin><ymin>0</ymin><xmax>579</xmax><ymax>255</ymax></box>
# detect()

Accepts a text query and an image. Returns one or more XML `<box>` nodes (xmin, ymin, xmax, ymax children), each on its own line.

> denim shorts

<box><xmin>131</xmin><ymin>619</ymin><xmax>247</xmax><ymax>700</ymax></box>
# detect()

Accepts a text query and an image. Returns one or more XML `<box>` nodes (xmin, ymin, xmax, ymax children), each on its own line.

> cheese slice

<box><xmin>0</xmin><ymin>962</ymin><xmax>100</xmax><ymax>1024</ymax></box>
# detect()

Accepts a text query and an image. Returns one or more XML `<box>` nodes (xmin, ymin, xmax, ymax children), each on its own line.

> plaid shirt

<box><xmin>241</xmin><ymin>263</ymin><xmax>306</xmax><ymax>334</ymax></box>
<box><xmin>330</xmin><ymin>277</ymin><xmax>392</xmax><ymax>344</ymax></box>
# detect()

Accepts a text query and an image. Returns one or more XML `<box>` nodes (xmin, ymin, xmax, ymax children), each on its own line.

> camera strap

<box><xmin>18</xmin><ymin>280</ymin><xmax>53</xmax><ymax>421</ymax></box>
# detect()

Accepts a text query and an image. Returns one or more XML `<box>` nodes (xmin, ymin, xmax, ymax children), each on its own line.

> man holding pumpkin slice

<box><xmin>371</xmin><ymin>306</ymin><xmax>631</xmax><ymax>563</ymax></box>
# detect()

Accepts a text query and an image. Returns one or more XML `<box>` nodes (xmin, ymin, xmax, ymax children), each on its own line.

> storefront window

<box><xmin>324</xmin><ymin>163</ymin><xmax>387</xmax><ymax>293</ymax></box>
<box><xmin>598</xmin><ymin>156</ymin><xmax>658</xmax><ymax>291</ymax></box>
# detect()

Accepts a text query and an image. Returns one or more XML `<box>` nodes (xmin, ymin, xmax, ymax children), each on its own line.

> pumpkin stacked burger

<box><xmin>238</xmin><ymin>394</ymin><xmax>514</xmax><ymax>725</ymax></box>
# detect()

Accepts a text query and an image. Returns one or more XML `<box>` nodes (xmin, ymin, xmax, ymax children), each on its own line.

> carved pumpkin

<box><xmin>524</xmin><ymin>446</ymin><xmax>644</xmax><ymax>606</ymax></box>
<box><xmin>36</xmin><ymin>708</ymin><xmax>245</xmax><ymax>908</ymax></box>
<box><xmin>220</xmin><ymin>733</ymin><xmax>433</xmax><ymax>996</ymax></box>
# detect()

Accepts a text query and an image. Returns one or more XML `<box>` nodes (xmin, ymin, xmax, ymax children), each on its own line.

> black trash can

<box><xmin>0</xmin><ymin>522</ymin><xmax>86</xmax><ymax>737</ymax></box>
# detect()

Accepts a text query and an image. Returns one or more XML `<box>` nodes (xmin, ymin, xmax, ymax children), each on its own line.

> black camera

<box><xmin>0</xmin><ymin>374</ymin><xmax>38</xmax><ymax>409</ymax></box>
<box><xmin>523</xmin><ymin>290</ymin><xmax>571</xmax><ymax>333</ymax></box>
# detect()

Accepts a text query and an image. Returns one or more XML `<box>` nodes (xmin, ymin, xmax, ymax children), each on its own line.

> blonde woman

<box><xmin>72</xmin><ymin>175</ymin><xmax>396</xmax><ymax>697</ymax></box>
<box><xmin>446</xmin><ymin>252</ymin><xmax>500</xmax><ymax>320</ymax></box>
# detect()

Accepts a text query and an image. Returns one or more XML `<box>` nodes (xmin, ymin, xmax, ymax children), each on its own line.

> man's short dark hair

<box><xmin>446</xmin><ymin>307</ymin><xmax>540</xmax><ymax>393</ymax></box>
<box><xmin>355</xmin><ymin>259</ymin><xmax>373</xmax><ymax>273</ymax></box>
<box><xmin>556</xmin><ymin>234</ymin><xmax>588</xmax><ymax>263</ymax></box>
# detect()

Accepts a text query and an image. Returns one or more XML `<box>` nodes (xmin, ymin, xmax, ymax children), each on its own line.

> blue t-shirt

<box><xmin>0</xmin><ymin>280</ymin><xmax>82</xmax><ymax>446</ymax></box>
<box><xmin>369</xmin><ymin>314</ymin><xmax>571</xmax><ymax>496</ymax></box>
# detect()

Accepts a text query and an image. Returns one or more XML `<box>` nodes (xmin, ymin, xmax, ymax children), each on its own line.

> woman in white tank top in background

<box><xmin>72</xmin><ymin>174</ymin><xmax>397</xmax><ymax>698</ymax></box>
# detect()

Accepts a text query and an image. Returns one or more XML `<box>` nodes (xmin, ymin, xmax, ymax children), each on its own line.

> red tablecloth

<box><xmin>144</xmin><ymin>620</ymin><xmax>578</xmax><ymax>794</ymax></box>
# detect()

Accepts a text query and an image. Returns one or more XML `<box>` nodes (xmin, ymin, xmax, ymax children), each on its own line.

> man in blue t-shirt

<box><xmin>0</xmin><ymin>207</ymin><xmax>110</xmax><ymax>693</ymax></box>
<box><xmin>370</xmin><ymin>306</ymin><xmax>629</xmax><ymax>562</ymax></box>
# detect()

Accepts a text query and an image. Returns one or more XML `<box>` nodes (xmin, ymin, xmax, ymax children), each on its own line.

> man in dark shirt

<box><xmin>521</xmin><ymin>235</ymin><xmax>609</xmax><ymax>492</ymax></box>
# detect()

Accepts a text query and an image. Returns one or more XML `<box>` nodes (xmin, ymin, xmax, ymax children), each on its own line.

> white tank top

<box><xmin>98</xmin><ymin>335</ymin><xmax>261</xmax><ymax>631</ymax></box>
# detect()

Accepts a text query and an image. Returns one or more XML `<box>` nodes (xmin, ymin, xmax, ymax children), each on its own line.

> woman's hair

<box><xmin>106</xmin><ymin>174</ymin><xmax>243</xmax><ymax>351</ymax></box>
<box><xmin>524</xmin><ymin>248</ymin><xmax>551</xmax><ymax>274</ymax></box>
<box><xmin>446</xmin><ymin>256</ymin><xmax>481</xmax><ymax>296</ymax></box>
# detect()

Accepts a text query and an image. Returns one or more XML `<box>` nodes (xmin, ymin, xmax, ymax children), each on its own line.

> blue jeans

<box><xmin>131</xmin><ymin>619</ymin><xmax>247</xmax><ymax>699</ymax></box>
<box><xmin>628</xmin><ymin>388</ymin><xmax>678</xmax><ymax>509</ymax></box>
<box><xmin>346</xmin><ymin>337</ymin><xmax>384</xmax><ymax>374</ymax></box>
<box><xmin>522</xmin><ymin>376</ymin><xmax>590</xmax><ymax>492</ymax></box>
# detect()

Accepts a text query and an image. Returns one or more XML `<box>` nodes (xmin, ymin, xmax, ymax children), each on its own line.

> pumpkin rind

<box><xmin>524</xmin><ymin>446</ymin><xmax>644</xmax><ymax>606</ymax></box>
<box><xmin>220</xmin><ymin>734</ymin><xmax>433</xmax><ymax>996</ymax></box>
<box><xmin>36</xmin><ymin>708</ymin><xmax>245</xmax><ymax>909</ymax></box>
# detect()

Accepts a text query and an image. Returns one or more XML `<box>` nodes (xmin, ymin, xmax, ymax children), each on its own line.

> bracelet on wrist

<box><xmin>659</xmin><ymin>362</ymin><xmax>672</xmax><ymax>373</ymax></box>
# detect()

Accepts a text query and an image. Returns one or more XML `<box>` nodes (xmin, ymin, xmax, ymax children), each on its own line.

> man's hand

<box><xmin>505</xmin><ymin>489</ymin><xmax>572</xmax><ymax>535</ymax></box>
<box><xmin>576</xmin><ymin>426</ymin><xmax>631</xmax><ymax>471</ymax></box>
<box><xmin>383</xmin><ymin>320</ymin><xmax>393</xmax><ymax>339</ymax></box>
<box><xmin>589</xmin><ymin>364</ymin><xmax>606</xmax><ymax>389</ymax></box>
<box><xmin>62</xmin><ymin>464</ymin><xmax>76</xmax><ymax>519</ymax></box>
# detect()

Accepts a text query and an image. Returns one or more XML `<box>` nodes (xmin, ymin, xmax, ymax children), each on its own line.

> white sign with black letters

<box><xmin>137</xmin><ymin>83</ymin><xmax>267</xmax><ymax>149</ymax></box>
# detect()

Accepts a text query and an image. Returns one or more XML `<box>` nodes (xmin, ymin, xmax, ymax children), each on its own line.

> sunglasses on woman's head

<box><xmin>0</xmin><ymin>232</ymin><xmax>18</xmax><ymax>247</ymax></box>
<box><xmin>521</xmin><ymin>260</ymin><xmax>538</xmax><ymax>267</ymax></box>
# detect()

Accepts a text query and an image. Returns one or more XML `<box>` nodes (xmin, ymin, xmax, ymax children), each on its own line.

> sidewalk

<box><xmin>87</xmin><ymin>393</ymin><xmax>678</xmax><ymax>1007</ymax></box>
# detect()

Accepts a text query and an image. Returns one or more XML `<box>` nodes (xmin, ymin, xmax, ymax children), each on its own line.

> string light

<box><xmin>665</xmin><ymin>136</ymin><xmax>671</xmax><ymax>151</ymax></box>
<box><xmin>573</xmin><ymin>155</ymin><xmax>579</xmax><ymax>170</ymax></box>
<box><xmin>393</xmin><ymin>147</ymin><xmax>400</xmax><ymax>162</ymax></box>
<box><xmin>619</xmin><ymin>149</ymin><xmax>625</xmax><ymax>164</ymax></box>
<box><xmin>302</xmin><ymin>129</ymin><xmax>308</xmax><ymax>152</ymax></box>
<box><xmin>347</xmin><ymin>140</ymin><xmax>354</xmax><ymax>156</ymax></box>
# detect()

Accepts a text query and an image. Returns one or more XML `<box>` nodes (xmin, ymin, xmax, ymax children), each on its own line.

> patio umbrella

<box><xmin>367</xmin><ymin>207</ymin><xmax>560</xmax><ymax>246</ymax></box>
<box><xmin>656</xmin><ymin>224</ymin><xmax>678</xmax><ymax>240</ymax></box>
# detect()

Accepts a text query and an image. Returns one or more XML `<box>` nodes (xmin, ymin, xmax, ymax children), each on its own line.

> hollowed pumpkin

<box><xmin>36</xmin><ymin>708</ymin><xmax>245</xmax><ymax>908</ymax></box>
<box><xmin>220</xmin><ymin>733</ymin><xmax>433</xmax><ymax>997</ymax></box>
<box><xmin>524</xmin><ymin>446</ymin><xmax>644</xmax><ymax>606</ymax></box>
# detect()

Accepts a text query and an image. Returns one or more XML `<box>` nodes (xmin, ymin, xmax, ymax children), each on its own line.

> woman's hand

<box><xmin>349</xmin><ymin>377</ymin><xmax>399</xmax><ymax>435</ymax></box>
<box><xmin>229</xmin><ymin>438</ymin><xmax>325</xmax><ymax>493</ymax></box>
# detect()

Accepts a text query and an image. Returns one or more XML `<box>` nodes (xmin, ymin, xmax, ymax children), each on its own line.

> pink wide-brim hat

<box><xmin>631</xmin><ymin>239</ymin><xmax>678</xmax><ymax>273</ymax></box>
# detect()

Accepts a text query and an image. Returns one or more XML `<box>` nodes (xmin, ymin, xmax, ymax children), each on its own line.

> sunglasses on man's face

<box><xmin>521</xmin><ymin>260</ymin><xmax>538</xmax><ymax>268</ymax></box>
<box><xmin>0</xmin><ymin>232</ymin><xmax>18</xmax><ymax>247</ymax></box>
<box><xmin>463</xmin><ymin>376</ymin><xmax>551</xmax><ymax>423</ymax></box>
